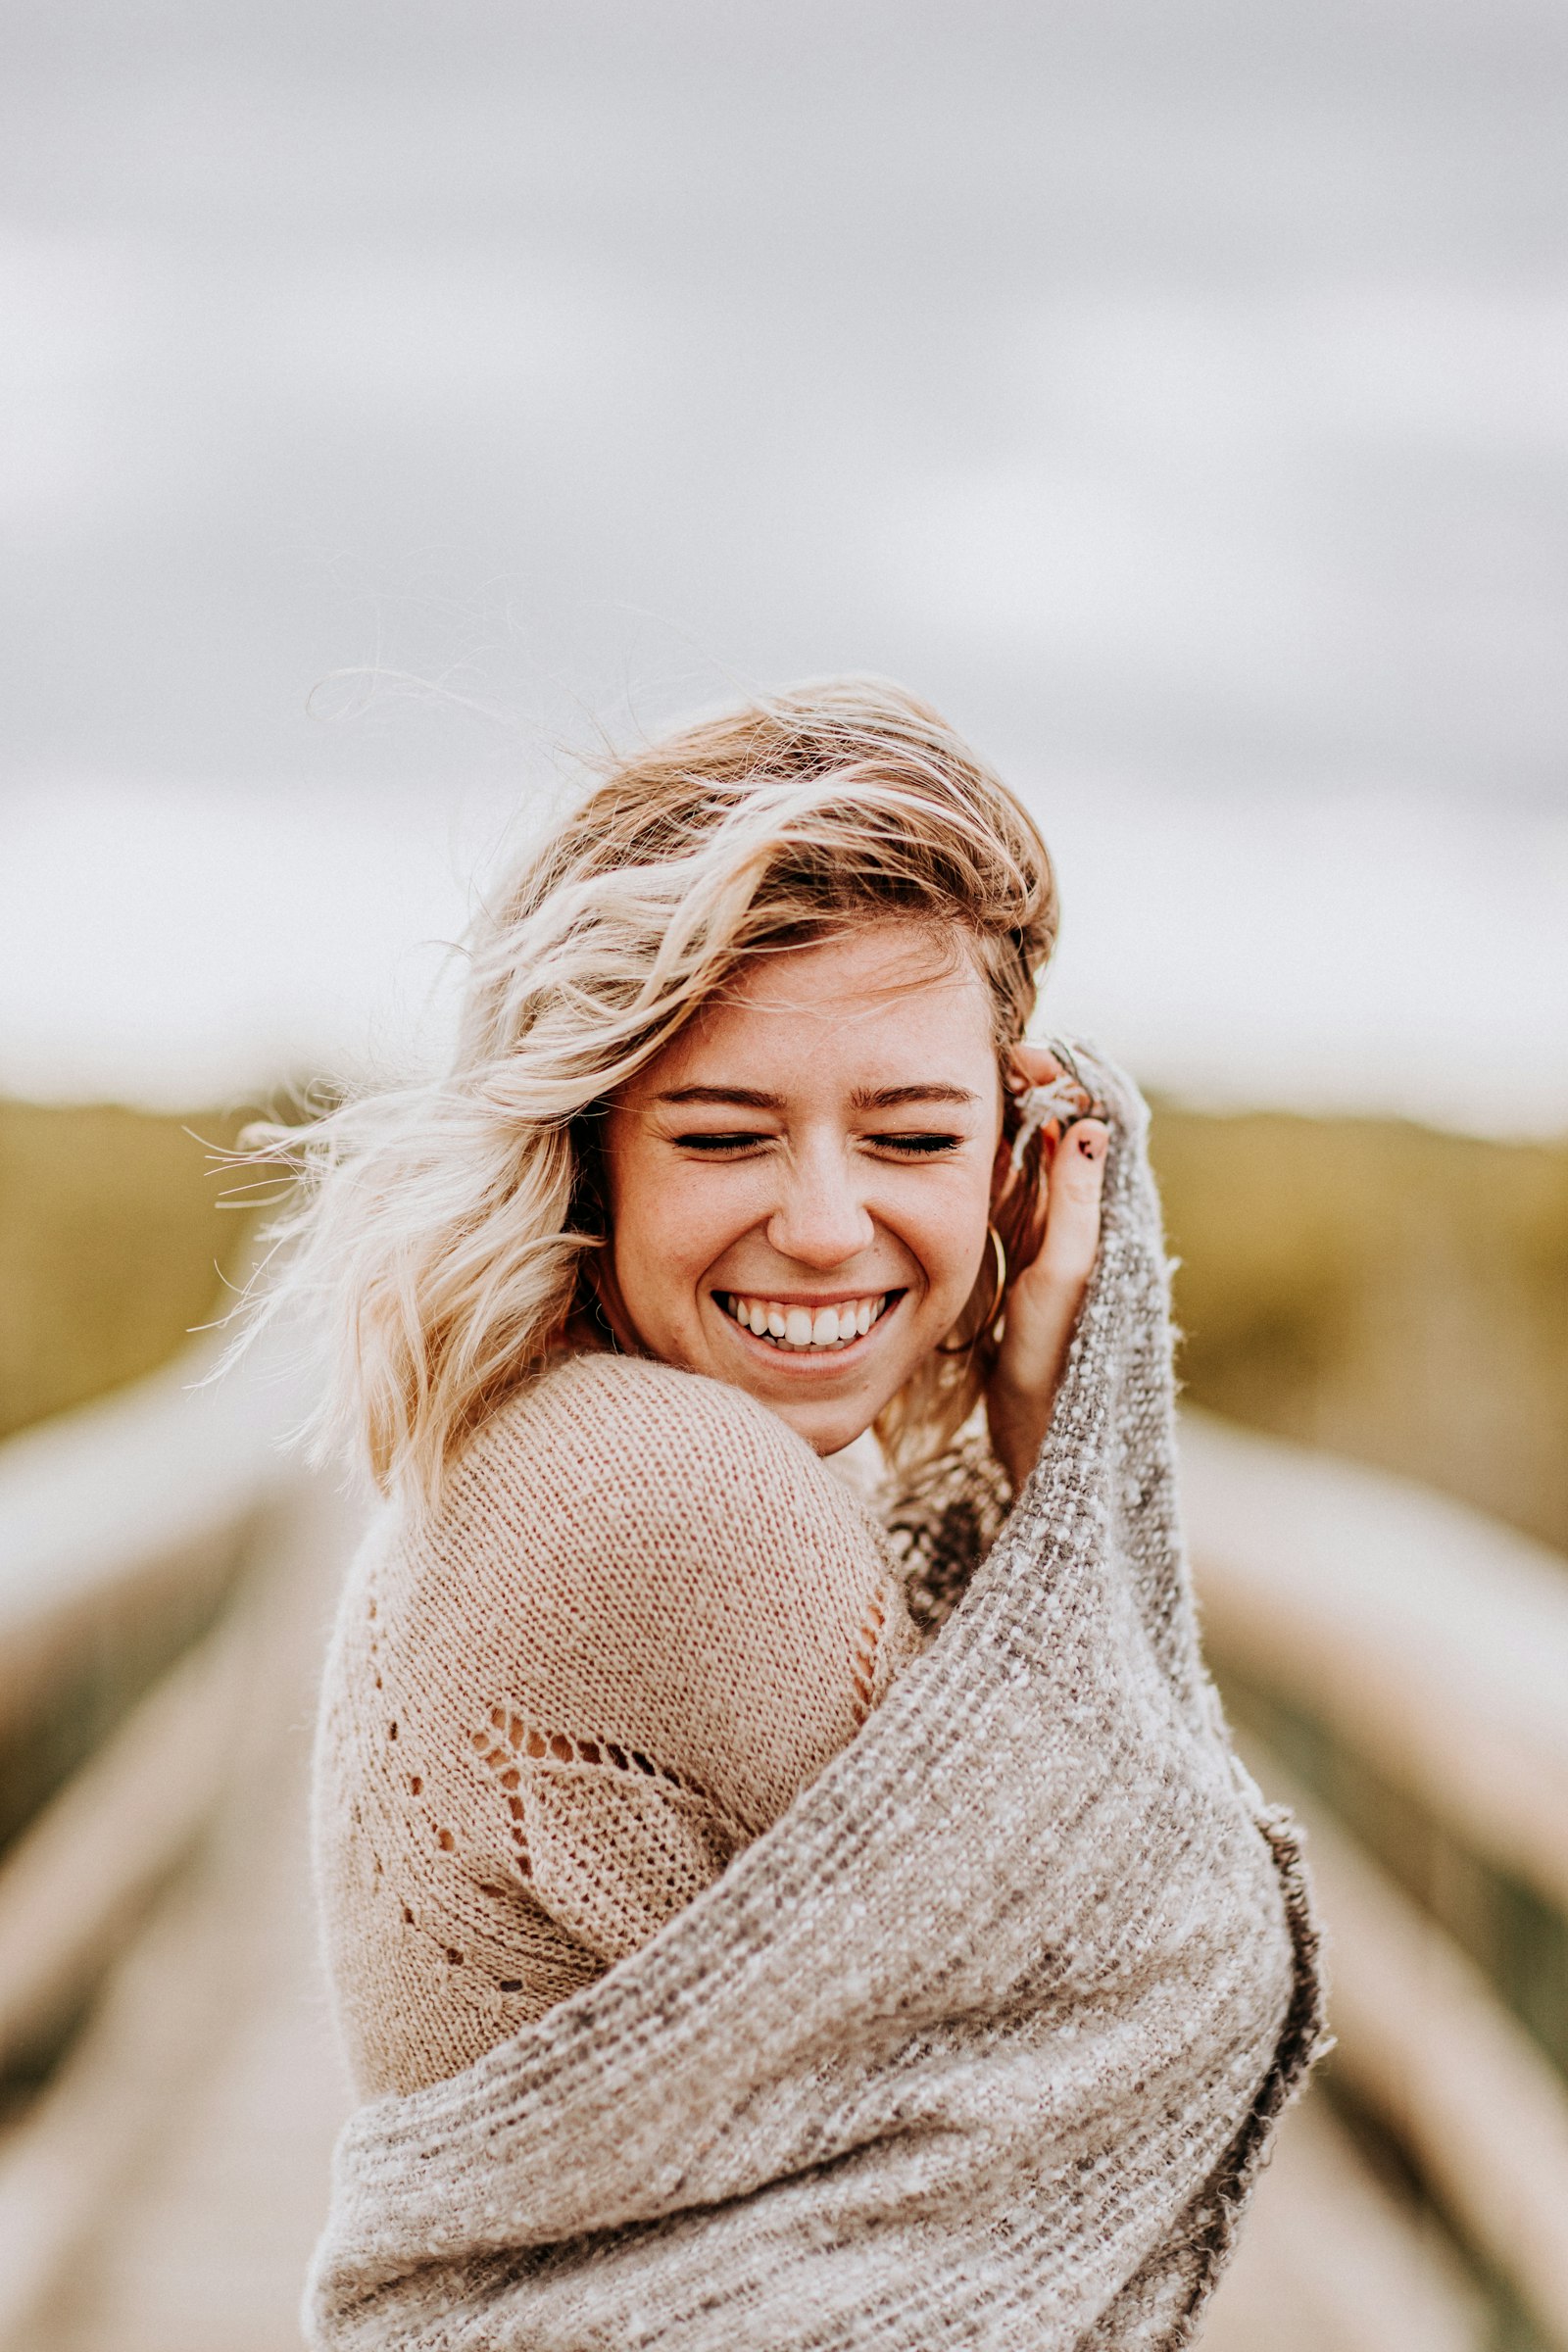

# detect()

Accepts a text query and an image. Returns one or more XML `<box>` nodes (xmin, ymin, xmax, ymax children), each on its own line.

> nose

<box><xmin>764</xmin><ymin>1137</ymin><xmax>875</xmax><ymax>1269</ymax></box>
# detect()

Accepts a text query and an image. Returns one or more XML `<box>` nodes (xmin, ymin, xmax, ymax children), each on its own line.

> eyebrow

<box><xmin>853</xmin><ymin>1083</ymin><xmax>980</xmax><ymax>1110</ymax></box>
<box><xmin>654</xmin><ymin>1083</ymin><xmax>981</xmax><ymax>1111</ymax></box>
<box><xmin>655</xmin><ymin>1085</ymin><xmax>783</xmax><ymax>1109</ymax></box>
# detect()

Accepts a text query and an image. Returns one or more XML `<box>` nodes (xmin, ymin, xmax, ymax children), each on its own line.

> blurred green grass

<box><xmin>0</xmin><ymin>1100</ymin><xmax>261</xmax><ymax>1444</ymax></box>
<box><xmin>1151</xmin><ymin>1102</ymin><xmax>1568</xmax><ymax>1557</ymax></box>
<box><xmin>2</xmin><ymin>1096</ymin><xmax>1565</xmax><ymax>1560</ymax></box>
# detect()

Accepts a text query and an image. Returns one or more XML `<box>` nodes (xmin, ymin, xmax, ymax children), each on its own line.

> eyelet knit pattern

<box><xmin>314</xmin><ymin>1353</ymin><xmax>923</xmax><ymax>2099</ymax></box>
<box><xmin>307</xmin><ymin>1055</ymin><xmax>1327</xmax><ymax>2352</ymax></box>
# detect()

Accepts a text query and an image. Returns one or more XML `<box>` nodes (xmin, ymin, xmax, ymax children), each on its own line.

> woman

<box><xmin>270</xmin><ymin>680</ymin><xmax>1321</xmax><ymax>2349</ymax></box>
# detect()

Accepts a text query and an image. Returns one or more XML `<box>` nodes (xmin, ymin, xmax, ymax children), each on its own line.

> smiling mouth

<box><xmin>719</xmin><ymin>1292</ymin><xmax>896</xmax><ymax>1352</ymax></box>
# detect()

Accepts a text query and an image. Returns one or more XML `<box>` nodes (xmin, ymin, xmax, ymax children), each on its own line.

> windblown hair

<box><xmin>243</xmin><ymin>678</ymin><xmax>1058</xmax><ymax>1503</ymax></box>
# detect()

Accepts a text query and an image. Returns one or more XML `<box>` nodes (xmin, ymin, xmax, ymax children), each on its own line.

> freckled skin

<box><xmin>602</xmin><ymin>928</ymin><xmax>998</xmax><ymax>1458</ymax></box>
<box><xmin>601</xmin><ymin>923</ymin><xmax>1107</xmax><ymax>1485</ymax></box>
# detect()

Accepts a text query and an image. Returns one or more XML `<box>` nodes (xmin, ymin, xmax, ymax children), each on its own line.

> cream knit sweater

<box><xmin>315</xmin><ymin>1353</ymin><xmax>1004</xmax><ymax>2099</ymax></box>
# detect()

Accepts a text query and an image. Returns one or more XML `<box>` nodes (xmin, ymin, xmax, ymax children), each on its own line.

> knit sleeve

<box><xmin>876</xmin><ymin>1407</ymin><xmax>1015</xmax><ymax>1632</ymax></box>
<box><xmin>466</xmin><ymin>1715</ymin><xmax>754</xmax><ymax>1966</ymax></box>
<box><xmin>314</xmin><ymin>1353</ymin><xmax>920</xmax><ymax>2096</ymax></box>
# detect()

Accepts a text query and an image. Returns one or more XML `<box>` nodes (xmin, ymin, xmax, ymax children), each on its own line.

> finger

<box><xmin>1008</xmin><ymin>1042</ymin><xmax>1065</xmax><ymax>1090</ymax></box>
<box><xmin>1035</xmin><ymin>1118</ymin><xmax>1107</xmax><ymax>1285</ymax></box>
<box><xmin>1007</xmin><ymin>1042</ymin><xmax>1093</xmax><ymax>1117</ymax></box>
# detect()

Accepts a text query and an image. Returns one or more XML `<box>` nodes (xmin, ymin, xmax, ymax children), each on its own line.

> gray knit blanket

<box><xmin>306</xmin><ymin>1063</ymin><xmax>1324</xmax><ymax>2351</ymax></box>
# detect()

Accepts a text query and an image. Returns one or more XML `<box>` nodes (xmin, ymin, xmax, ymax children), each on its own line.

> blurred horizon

<box><xmin>4</xmin><ymin>0</ymin><xmax>1566</xmax><ymax>1127</ymax></box>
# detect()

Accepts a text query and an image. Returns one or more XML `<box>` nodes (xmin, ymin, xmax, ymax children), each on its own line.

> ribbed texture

<box><xmin>306</xmin><ymin>1055</ymin><xmax>1326</xmax><ymax>2352</ymax></box>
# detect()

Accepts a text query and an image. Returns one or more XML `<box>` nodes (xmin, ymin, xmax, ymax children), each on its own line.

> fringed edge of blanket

<box><xmin>1161</xmin><ymin>1801</ymin><xmax>1333</xmax><ymax>2349</ymax></box>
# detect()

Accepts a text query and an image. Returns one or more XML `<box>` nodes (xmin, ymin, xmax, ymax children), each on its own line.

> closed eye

<box><xmin>673</xmin><ymin>1131</ymin><xmax>773</xmax><ymax>1153</ymax></box>
<box><xmin>673</xmin><ymin>1130</ymin><xmax>962</xmax><ymax>1158</ymax></box>
<box><xmin>871</xmin><ymin>1133</ymin><xmax>963</xmax><ymax>1156</ymax></box>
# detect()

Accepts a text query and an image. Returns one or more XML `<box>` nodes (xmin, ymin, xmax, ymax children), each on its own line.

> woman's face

<box><xmin>601</xmin><ymin>921</ymin><xmax>1004</xmax><ymax>1456</ymax></box>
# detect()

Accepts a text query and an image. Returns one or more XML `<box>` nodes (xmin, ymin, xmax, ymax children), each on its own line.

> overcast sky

<box><xmin>4</xmin><ymin>0</ymin><xmax>1566</xmax><ymax>1125</ymax></box>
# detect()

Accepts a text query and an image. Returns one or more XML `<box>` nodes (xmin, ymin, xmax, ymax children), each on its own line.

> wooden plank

<box><xmin>1201</xmin><ymin>2095</ymin><xmax>1485</xmax><ymax>2352</ymax></box>
<box><xmin>0</xmin><ymin>1330</ymin><xmax>308</xmax><ymax>1864</ymax></box>
<box><xmin>0</xmin><ymin>1478</ymin><xmax>355</xmax><ymax>2352</ymax></box>
<box><xmin>1242</xmin><ymin>1737</ymin><xmax>1568</xmax><ymax>2352</ymax></box>
<box><xmin>1184</xmin><ymin>1407</ymin><xmax>1568</xmax><ymax>1913</ymax></box>
<box><xmin>0</xmin><ymin>1616</ymin><xmax>245</xmax><ymax>2076</ymax></box>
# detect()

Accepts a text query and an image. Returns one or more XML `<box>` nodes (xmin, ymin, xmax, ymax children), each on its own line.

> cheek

<box><xmin>890</xmin><ymin>1161</ymin><xmax>995</xmax><ymax>1296</ymax></box>
<box><xmin>609</xmin><ymin>1150</ymin><xmax>753</xmax><ymax>1297</ymax></box>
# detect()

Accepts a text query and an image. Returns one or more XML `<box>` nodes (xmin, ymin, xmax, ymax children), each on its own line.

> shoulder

<box><xmin>357</xmin><ymin>1352</ymin><xmax>909</xmax><ymax>1831</ymax></box>
<box><xmin>414</xmin><ymin>1352</ymin><xmax>885</xmax><ymax>1624</ymax></box>
<box><xmin>481</xmin><ymin>1346</ymin><xmax>797</xmax><ymax>1452</ymax></box>
<box><xmin>453</xmin><ymin>1350</ymin><xmax>826</xmax><ymax>1526</ymax></box>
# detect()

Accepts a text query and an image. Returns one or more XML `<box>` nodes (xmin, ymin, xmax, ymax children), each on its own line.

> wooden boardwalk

<box><xmin>3</xmin><ymin>1482</ymin><xmax>354</xmax><ymax>2352</ymax></box>
<box><xmin>1</xmin><ymin>1470</ymin><xmax>1487</xmax><ymax>2351</ymax></box>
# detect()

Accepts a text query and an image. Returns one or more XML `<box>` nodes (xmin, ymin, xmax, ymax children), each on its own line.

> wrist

<box><xmin>986</xmin><ymin>1378</ymin><xmax>1051</xmax><ymax>1494</ymax></box>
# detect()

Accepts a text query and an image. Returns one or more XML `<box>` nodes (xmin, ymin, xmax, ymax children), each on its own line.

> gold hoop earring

<box><xmin>936</xmin><ymin>1221</ymin><xmax>1007</xmax><ymax>1354</ymax></box>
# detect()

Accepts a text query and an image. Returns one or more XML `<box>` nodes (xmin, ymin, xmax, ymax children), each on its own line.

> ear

<box><xmin>583</xmin><ymin>1243</ymin><xmax>645</xmax><ymax>1359</ymax></box>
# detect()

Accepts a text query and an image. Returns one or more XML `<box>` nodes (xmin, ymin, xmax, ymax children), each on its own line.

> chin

<box><xmin>761</xmin><ymin>1393</ymin><xmax>882</xmax><ymax>1457</ymax></box>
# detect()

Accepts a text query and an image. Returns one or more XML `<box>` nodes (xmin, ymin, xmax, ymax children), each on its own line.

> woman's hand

<box><xmin>986</xmin><ymin>1046</ymin><xmax>1108</xmax><ymax>1493</ymax></box>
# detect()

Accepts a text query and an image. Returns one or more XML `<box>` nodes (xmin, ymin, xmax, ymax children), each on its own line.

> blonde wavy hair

<box><xmin>242</xmin><ymin>678</ymin><xmax>1058</xmax><ymax>1503</ymax></box>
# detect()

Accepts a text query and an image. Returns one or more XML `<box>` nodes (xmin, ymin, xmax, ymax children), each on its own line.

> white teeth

<box><xmin>725</xmin><ymin>1294</ymin><xmax>890</xmax><ymax>1349</ymax></box>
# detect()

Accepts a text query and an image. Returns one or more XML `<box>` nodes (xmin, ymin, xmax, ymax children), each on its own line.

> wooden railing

<box><xmin>0</xmin><ymin>1338</ymin><xmax>304</xmax><ymax>2089</ymax></box>
<box><xmin>1185</xmin><ymin>1408</ymin><xmax>1568</xmax><ymax>2352</ymax></box>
